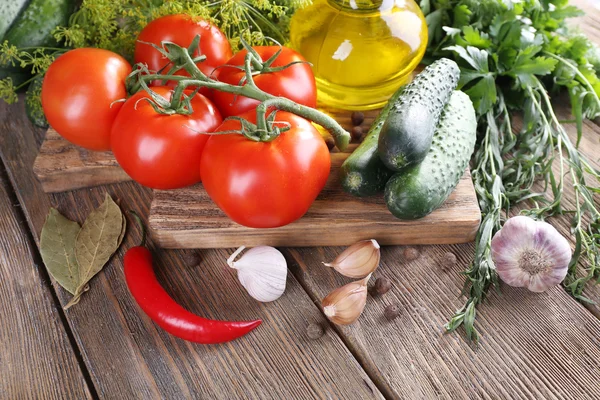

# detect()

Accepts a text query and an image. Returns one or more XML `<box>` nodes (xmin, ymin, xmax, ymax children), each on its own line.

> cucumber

<box><xmin>0</xmin><ymin>0</ymin><xmax>30</xmax><ymax>40</ymax></box>
<box><xmin>378</xmin><ymin>58</ymin><xmax>460</xmax><ymax>171</ymax></box>
<box><xmin>339</xmin><ymin>88</ymin><xmax>403</xmax><ymax>197</ymax></box>
<box><xmin>3</xmin><ymin>0</ymin><xmax>74</xmax><ymax>48</ymax></box>
<box><xmin>384</xmin><ymin>90</ymin><xmax>477</xmax><ymax>220</ymax></box>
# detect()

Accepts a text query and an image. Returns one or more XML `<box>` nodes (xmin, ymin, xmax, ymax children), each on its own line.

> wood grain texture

<box><xmin>33</xmin><ymin>128</ymin><xmax>131</xmax><ymax>193</ymax></box>
<box><xmin>1</xmin><ymin>99</ymin><xmax>383</xmax><ymax>399</ymax></box>
<box><xmin>287</xmin><ymin>244</ymin><xmax>600</xmax><ymax>399</ymax></box>
<box><xmin>149</xmin><ymin>155</ymin><xmax>480</xmax><ymax>249</ymax></box>
<box><xmin>0</xmin><ymin>171</ymin><xmax>92</xmax><ymax>399</ymax></box>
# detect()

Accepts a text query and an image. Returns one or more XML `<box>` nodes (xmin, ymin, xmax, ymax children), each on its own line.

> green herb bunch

<box><xmin>420</xmin><ymin>0</ymin><xmax>600</xmax><ymax>341</ymax></box>
<box><xmin>1</xmin><ymin>0</ymin><xmax>309</xmax><ymax>111</ymax></box>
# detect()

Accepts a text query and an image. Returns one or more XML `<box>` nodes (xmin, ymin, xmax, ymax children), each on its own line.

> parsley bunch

<box><xmin>420</xmin><ymin>0</ymin><xmax>600</xmax><ymax>341</ymax></box>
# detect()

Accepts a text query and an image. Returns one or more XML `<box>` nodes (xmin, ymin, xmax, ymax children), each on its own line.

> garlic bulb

<box><xmin>491</xmin><ymin>216</ymin><xmax>571</xmax><ymax>293</ymax></box>
<box><xmin>322</xmin><ymin>274</ymin><xmax>371</xmax><ymax>325</ymax></box>
<box><xmin>323</xmin><ymin>239</ymin><xmax>380</xmax><ymax>278</ymax></box>
<box><xmin>227</xmin><ymin>246</ymin><xmax>287</xmax><ymax>302</ymax></box>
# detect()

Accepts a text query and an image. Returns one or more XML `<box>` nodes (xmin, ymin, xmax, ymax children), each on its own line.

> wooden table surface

<box><xmin>1</xmin><ymin>2</ymin><xmax>600</xmax><ymax>398</ymax></box>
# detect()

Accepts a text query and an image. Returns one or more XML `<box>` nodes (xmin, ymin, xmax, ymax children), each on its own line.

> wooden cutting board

<box><xmin>148</xmin><ymin>153</ymin><xmax>480</xmax><ymax>249</ymax></box>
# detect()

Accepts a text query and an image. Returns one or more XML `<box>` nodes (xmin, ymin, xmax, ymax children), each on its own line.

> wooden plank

<box><xmin>32</xmin><ymin>109</ymin><xmax>379</xmax><ymax>193</ymax></box>
<box><xmin>33</xmin><ymin>128</ymin><xmax>131</xmax><ymax>193</ymax></box>
<box><xmin>571</xmin><ymin>0</ymin><xmax>600</xmax><ymax>44</ymax></box>
<box><xmin>148</xmin><ymin>156</ymin><xmax>480</xmax><ymax>249</ymax></box>
<box><xmin>1</xmin><ymin>99</ymin><xmax>384</xmax><ymax>399</ymax></box>
<box><xmin>287</xmin><ymin>245</ymin><xmax>600</xmax><ymax>399</ymax></box>
<box><xmin>0</xmin><ymin>170</ymin><xmax>92</xmax><ymax>399</ymax></box>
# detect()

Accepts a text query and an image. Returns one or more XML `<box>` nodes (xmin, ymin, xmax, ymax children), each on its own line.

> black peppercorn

<box><xmin>351</xmin><ymin>126</ymin><xmax>363</xmax><ymax>142</ymax></box>
<box><xmin>351</xmin><ymin>111</ymin><xmax>365</xmax><ymax>126</ymax></box>
<box><xmin>403</xmin><ymin>247</ymin><xmax>420</xmax><ymax>261</ymax></box>
<box><xmin>441</xmin><ymin>252</ymin><xmax>457</xmax><ymax>271</ymax></box>
<box><xmin>384</xmin><ymin>305</ymin><xmax>400</xmax><ymax>321</ymax></box>
<box><xmin>307</xmin><ymin>323</ymin><xmax>325</xmax><ymax>339</ymax></box>
<box><xmin>373</xmin><ymin>277</ymin><xmax>392</xmax><ymax>296</ymax></box>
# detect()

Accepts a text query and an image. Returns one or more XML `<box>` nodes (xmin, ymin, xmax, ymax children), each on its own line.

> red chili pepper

<box><xmin>124</xmin><ymin>214</ymin><xmax>261</xmax><ymax>344</ymax></box>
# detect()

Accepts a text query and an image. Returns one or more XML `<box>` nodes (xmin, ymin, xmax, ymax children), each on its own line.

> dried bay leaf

<box><xmin>39</xmin><ymin>208</ymin><xmax>81</xmax><ymax>295</ymax></box>
<box><xmin>70</xmin><ymin>193</ymin><xmax>124</xmax><ymax>303</ymax></box>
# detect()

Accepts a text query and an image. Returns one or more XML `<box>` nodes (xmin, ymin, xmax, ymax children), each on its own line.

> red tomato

<box><xmin>134</xmin><ymin>14</ymin><xmax>232</xmax><ymax>89</ymax></box>
<box><xmin>41</xmin><ymin>48</ymin><xmax>131</xmax><ymax>151</ymax></box>
<box><xmin>213</xmin><ymin>46</ymin><xmax>317</xmax><ymax>117</ymax></box>
<box><xmin>111</xmin><ymin>87</ymin><xmax>222</xmax><ymax>189</ymax></box>
<box><xmin>200</xmin><ymin>110</ymin><xmax>330</xmax><ymax>228</ymax></box>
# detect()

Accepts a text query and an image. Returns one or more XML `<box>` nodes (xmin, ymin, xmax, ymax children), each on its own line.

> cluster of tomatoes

<box><xmin>41</xmin><ymin>14</ymin><xmax>332</xmax><ymax>228</ymax></box>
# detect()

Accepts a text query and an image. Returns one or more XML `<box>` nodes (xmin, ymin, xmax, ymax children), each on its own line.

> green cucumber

<box><xmin>384</xmin><ymin>90</ymin><xmax>477</xmax><ymax>220</ymax></box>
<box><xmin>0</xmin><ymin>0</ymin><xmax>30</xmax><ymax>40</ymax></box>
<box><xmin>378</xmin><ymin>58</ymin><xmax>460</xmax><ymax>171</ymax></box>
<box><xmin>3</xmin><ymin>0</ymin><xmax>74</xmax><ymax>48</ymax></box>
<box><xmin>339</xmin><ymin>88</ymin><xmax>403</xmax><ymax>197</ymax></box>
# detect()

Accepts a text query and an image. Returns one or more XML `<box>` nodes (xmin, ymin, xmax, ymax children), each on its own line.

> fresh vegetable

<box><xmin>212</xmin><ymin>46</ymin><xmax>316</xmax><ymax>117</ymax></box>
<box><xmin>339</xmin><ymin>87</ymin><xmax>402</xmax><ymax>197</ymax></box>
<box><xmin>134</xmin><ymin>14</ymin><xmax>232</xmax><ymax>89</ymax></box>
<box><xmin>384</xmin><ymin>90</ymin><xmax>477</xmax><ymax>219</ymax></box>
<box><xmin>129</xmin><ymin>40</ymin><xmax>350</xmax><ymax>150</ymax></box>
<box><xmin>323</xmin><ymin>239</ymin><xmax>381</xmax><ymax>279</ymax></box>
<box><xmin>124</xmin><ymin>215</ymin><xmax>261</xmax><ymax>344</ymax></box>
<box><xmin>491</xmin><ymin>216</ymin><xmax>571</xmax><ymax>293</ymax></box>
<box><xmin>421</xmin><ymin>0</ymin><xmax>600</xmax><ymax>341</ymax></box>
<box><xmin>39</xmin><ymin>194</ymin><xmax>126</xmax><ymax>309</ymax></box>
<box><xmin>3</xmin><ymin>0</ymin><xmax>74</xmax><ymax>48</ymax></box>
<box><xmin>227</xmin><ymin>246</ymin><xmax>288</xmax><ymax>303</ymax></box>
<box><xmin>25</xmin><ymin>74</ymin><xmax>47</xmax><ymax>128</ymax></box>
<box><xmin>378</xmin><ymin>58</ymin><xmax>460</xmax><ymax>171</ymax></box>
<box><xmin>0</xmin><ymin>0</ymin><xmax>29</xmax><ymax>40</ymax></box>
<box><xmin>199</xmin><ymin>110</ymin><xmax>331</xmax><ymax>228</ymax></box>
<box><xmin>322</xmin><ymin>274</ymin><xmax>371</xmax><ymax>325</ymax></box>
<box><xmin>41</xmin><ymin>48</ymin><xmax>131</xmax><ymax>151</ymax></box>
<box><xmin>111</xmin><ymin>86</ymin><xmax>222</xmax><ymax>190</ymax></box>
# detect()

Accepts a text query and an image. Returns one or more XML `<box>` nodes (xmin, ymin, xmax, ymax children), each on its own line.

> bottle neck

<box><xmin>327</xmin><ymin>0</ymin><xmax>390</xmax><ymax>11</ymax></box>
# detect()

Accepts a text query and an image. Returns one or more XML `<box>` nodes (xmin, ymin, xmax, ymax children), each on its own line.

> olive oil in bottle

<box><xmin>290</xmin><ymin>0</ymin><xmax>428</xmax><ymax>110</ymax></box>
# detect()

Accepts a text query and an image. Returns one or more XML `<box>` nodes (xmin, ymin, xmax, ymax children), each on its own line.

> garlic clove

<box><xmin>227</xmin><ymin>246</ymin><xmax>287</xmax><ymax>302</ymax></box>
<box><xmin>323</xmin><ymin>239</ymin><xmax>380</xmax><ymax>278</ymax></box>
<box><xmin>321</xmin><ymin>274</ymin><xmax>371</xmax><ymax>325</ymax></box>
<box><xmin>491</xmin><ymin>216</ymin><xmax>571</xmax><ymax>293</ymax></box>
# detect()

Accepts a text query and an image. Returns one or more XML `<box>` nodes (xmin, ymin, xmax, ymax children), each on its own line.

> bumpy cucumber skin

<box><xmin>385</xmin><ymin>91</ymin><xmax>477</xmax><ymax>220</ymax></box>
<box><xmin>378</xmin><ymin>58</ymin><xmax>460</xmax><ymax>172</ymax></box>
<box><xmin>0</xmin><ymin>0</ymin><xmax>29</xmax><ymax>40</ymax></box>
<box><xmin>4</xmin><ymin>0</ymin><xmax>74</xmax><ymax>48</ymax></box>
<box><xmin>340</xmin><ymin>89</ymin><xmax>404</xmax><ymax>197</ymax></box>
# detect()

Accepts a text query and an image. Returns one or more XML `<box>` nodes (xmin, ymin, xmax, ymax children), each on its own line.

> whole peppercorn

<box><xmin>324</xmin><ymin>135</ymin><xmax>336</xmax><ymax>151</ymax></box>
<box><xmin>441</xmin><ymin>252</ymin><xmax>457</xmax><ymax>271</ymax></box>
<box><xmin>307</xmin><ymin>323</ymin><xmax>325</xmax><ymax>339</ymax></box>
<box><xmin>351</xmin><ymin>126</ymin><xmax>363</xmax><ymax>142</ymax></box>
<box><xmin>384</xmin><ymin>305</ymin><xmax>400</xmax><ymax>321</ymax></box>
<box><xmin>403</xmin><ymin>247</ymin><xmax>420</xmax><ymax>261</ymax></box>
<box><xmin>351</xmin><ymin>111</ymin><xmax>365</xmax><ymax>126</ymax></box>
<box><xmin>372</xmin><ymin>277</ymin><xmax>392</xmax><ymax>296</ymax></box>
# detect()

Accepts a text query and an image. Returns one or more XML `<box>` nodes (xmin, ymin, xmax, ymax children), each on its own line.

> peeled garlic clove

<box><xmin>227</xmin><ymin>246</ymin><xmax>287</xmax><ymax>302</ymax></box>
<box><xmin>323</xmin><ymin>239</ymin><xmax>380</xmax><ymax>278</ymax></box>
<box><xmin>322</xmin><ymin>274</ymin><xmax>371</xmax><ymax>325</ymax></box>
<box><xmin>491</xmin><ymin>216</ymin><xmax>571</xmax><ymax>293</ymax></box>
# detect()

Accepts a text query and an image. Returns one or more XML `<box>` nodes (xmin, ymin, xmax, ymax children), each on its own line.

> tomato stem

<box><xmin>128</xmin><ymin>37</ymin><xmax>351</xmax><ymax>151</ymax></box>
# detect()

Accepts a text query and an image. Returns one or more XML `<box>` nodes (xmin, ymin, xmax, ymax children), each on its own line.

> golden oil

<box><xmin>290</xmin><ymin>0</ymin><xmax>428</xmax><ymax>110</ymax></box>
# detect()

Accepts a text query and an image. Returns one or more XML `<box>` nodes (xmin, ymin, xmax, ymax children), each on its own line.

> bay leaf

<box><xmin>39</xmin><ymin>208</ymin><xmax>81</xmax><ymax>295</ymax></box>
<box><xmin>73</xmin><ymin>193</ymin><xmax>124</xmax><ymax>297</ymax></box>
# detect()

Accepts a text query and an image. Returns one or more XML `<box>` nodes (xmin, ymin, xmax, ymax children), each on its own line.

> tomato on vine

<box><xmin>41</xmin><ymin>48</ymin><xmax>131</xmax><ymax>151</ymax></box>
<box><xmin>212</xmin><ymin>46</ymin><xmax>317</xmax><ymax>117</ymax></box>
<box><xmin>111</xmin><ymin>86</ymin><xmax>222</xmax><ymax>190</ymax></box>
<box><xmin>200</xmin><ymin>110</ymin><xmax>330</xmax><ymax>228</ymax></box>
<box><xmin>134</xmin><ymin>14</ymin><xmax>232</xmax><ymax>89</ymax></box>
